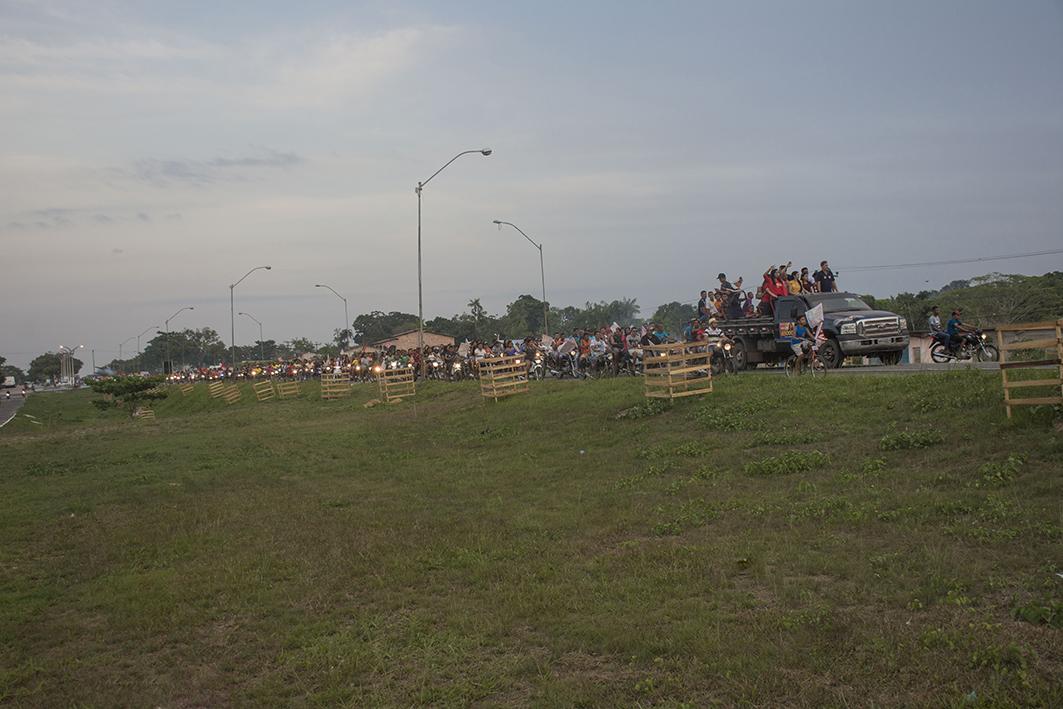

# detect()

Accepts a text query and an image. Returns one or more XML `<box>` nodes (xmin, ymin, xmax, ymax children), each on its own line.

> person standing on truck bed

<box><xmin>716</xmin><ymin>273</ymin><xmax>744</xmax><ymax>319</ymax></box>
<box><xmin>813</xmin><ymin>261</ymin><xmax>838</xmax><ymax>293</ymax></box>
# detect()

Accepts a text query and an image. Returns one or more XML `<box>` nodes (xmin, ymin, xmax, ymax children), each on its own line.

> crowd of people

<box><xmin>696</xmin><ymin>260</ymin><xmax>839</xmax><ymax>322</ymax></box>
<box><xmin>159</xmin><ymin>260</ymin><xmax>841</xmax><ymax>384</ymax></box>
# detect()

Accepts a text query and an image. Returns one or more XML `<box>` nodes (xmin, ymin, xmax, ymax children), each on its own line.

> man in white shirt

<box><xmin>928</xmin><ymin>306</ymin><xmax>943</xmax><ymax>334</ymax></box>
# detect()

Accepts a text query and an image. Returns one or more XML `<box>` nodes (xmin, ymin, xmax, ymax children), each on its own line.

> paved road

<box><xmin>0</xmin><ymin>389</ymin><xmax>28</xmax><ymax>428</ymax></box>
<box><xmin>749</xmin><ymin>362</ymin><xmax>999</xmax><ymax>376</ymax></box>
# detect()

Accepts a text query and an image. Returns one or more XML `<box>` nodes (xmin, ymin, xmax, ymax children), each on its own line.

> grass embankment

<box><xmin>1</xmin><ymin>372</ymin><xmax>1060</xmax><ymax>705</ymax></box>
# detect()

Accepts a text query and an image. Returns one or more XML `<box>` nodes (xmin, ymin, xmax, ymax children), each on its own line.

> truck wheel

<box><xmin>879</xmin><ymin>351</ymin><xmax>902</xmax><ymax>366</ymax></box>
<box><xmin>732</xmin><ymin>339</ymin><xmax>750</xmax><ymax>370</ymax></box>
<box><xmin>820</xmin><ymin>338</ymin><xmax>843</xmax><ymax>369</ymax></box>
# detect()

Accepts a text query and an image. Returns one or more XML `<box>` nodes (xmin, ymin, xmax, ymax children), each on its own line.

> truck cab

<box><xmin>720</xmin><ymin>292</ymin><xmax>909</xmax><ymax>368</ymax></box>
<box><xmin>776</xmin><ymin>293</ymin><xmax>909</xmax><ymax>367</ymax></box>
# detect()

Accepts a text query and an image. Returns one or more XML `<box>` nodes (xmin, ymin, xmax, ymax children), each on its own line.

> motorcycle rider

<box><xmin>946</xmin><ymin>308</ymin><xmax>977</xmax><ymax>352</ymax></box>
<box><xmin>610</xmin><ymin>326</ymin><xmax>629</xmax><ymax>375</ymax></box>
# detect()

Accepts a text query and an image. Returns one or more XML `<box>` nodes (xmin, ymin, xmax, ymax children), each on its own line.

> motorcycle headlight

<box><xmin>452</xmin><ymin>363</ymin><xmax>461</xmax><ymax>371</ymax></box>
<box><xmin>723</xmin><ymin>343</ymin><xmax>732</xmax><ymax>351</ymax></box>
<box><xmin>570</xmin><ymin>351</ymin><xmax>577</xmax><ymax>357</ymax></box>
<box><xmin>373</xmin><ymin>366</ymin><xmax>382</xmax><ymax>373</ymax></box>
<box><xmin>980</xmin><ymin>333</ymin><xmax>987</xmax><ymax>340</ymax></box>
<box><xmin>515</xmin><ymin>359</ymin><xmax>522</xmax><ymax>365</ymax></box>
<box><xmin>840</xmin><ymin>323</ymin><xmax>857</xmax><ymax>335</ymax></box>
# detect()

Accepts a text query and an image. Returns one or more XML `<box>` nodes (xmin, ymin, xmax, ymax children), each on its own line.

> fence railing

<box><xmin>995</xmin><ymin>319</ymin><xmax>1063</xmax><ymax>418</ymax></box>
<box><xmin>643</xmin><ymin>342</ymin><xmax>713</xmax><ymax>400</ymax></box>
<box><xmin>479</xmin><ymin>354</ymin><xmax>529</xmax><ymax>401</ymax></box>
<box><xmin>379</xmin><ymin>366</ymin><xmax>416</xmax><ymax>403</ymax></box>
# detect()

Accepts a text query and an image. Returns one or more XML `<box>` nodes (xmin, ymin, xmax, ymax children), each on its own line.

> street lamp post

<box><xmin>492</xmin><ymin>220</ymin><xmax>549</xmax><ymax>335</ymax></box>
<box><xmin>119</xmin><ymin>336</ymin><xmax>136</xmax><ymax>372</ymax></box>
<box><xmin>164</xmin><ymin>306</ymin><xmax>195</xmax><ymax>376</ymax></box>
<box><xmin>314</xmin><ymin>284</ymin><xmax>349</xmax><ymax>351</ymax></box>
<box><xmin>58</xmin><ymin>344</ymin><xmax>84</xmax><ymax>385</ymax></box>
<box><xmin>238</xmin><ymin>312</ymin><xmax>265</xmax><ymax>361</ymax></box>
<box><xmin>136</xmin><ymin>324</ymin><xmax>160</xmax><ymax>374</ymax></box>
<box><xmin>416</xmin><ymin>148</ymin><xmax>492</xmax><ymax>377</ymax></box>
<box><xmin>230</xmin><ymin>266</ymin><xmax>271</xmax><ymax>372</ymax></box>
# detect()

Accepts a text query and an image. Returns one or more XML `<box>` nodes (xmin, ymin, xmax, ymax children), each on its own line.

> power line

<box><xmin>842</xmin><ymin>248</ymin><xmax>1063</xmax><ymax>272</ymax></box>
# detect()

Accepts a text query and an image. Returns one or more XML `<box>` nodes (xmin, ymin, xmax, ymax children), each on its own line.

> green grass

<box><xmin>1</xmin><ymin>371</ymin><xmax>1061</xmax><ymax>706</ymax></box>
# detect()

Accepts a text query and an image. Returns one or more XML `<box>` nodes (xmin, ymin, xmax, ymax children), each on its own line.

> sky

<box><xmin>2</xmin><ymin>0</ymin><xmax>1062</xmax><ymax>369</ymax></box>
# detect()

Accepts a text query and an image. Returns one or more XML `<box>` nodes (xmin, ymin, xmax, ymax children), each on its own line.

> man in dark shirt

<box><xmin>697</xmin><ymin>290</ymin><xmax>710</xmax><ymax>322</ymax></box>
<box><xmin>813</xmin><ymin>260</ymin><xmax>837</xmax><ymax>293</ymax></box>
<box><xmin>717</xmin><ymin>273</ymin><xmax>745</xmax><ymax>319</ymax></box>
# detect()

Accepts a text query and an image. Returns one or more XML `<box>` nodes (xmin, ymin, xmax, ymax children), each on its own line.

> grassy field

<box><xmin>1</xmin><ymin>371</ymin><xmax>1061</xmax><ymax>706</ymax></box>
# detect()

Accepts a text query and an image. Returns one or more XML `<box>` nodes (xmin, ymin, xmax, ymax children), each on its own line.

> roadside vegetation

<box><xmin>1</xmin><ymin>371</ymin><xmax>1060</xmax><ymax>705</ymax></box>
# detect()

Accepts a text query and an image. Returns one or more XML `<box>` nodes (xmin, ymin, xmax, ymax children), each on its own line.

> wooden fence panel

<box><xmin>643</xmin><ymin>342</ymin><xmax>713</xmax><ymax>401</ymax></box>
<box><xmin>209</xmin><ymin>381</ymin><xmax>226</xmax><ymax>399</ymax></box>
<box><xmin>996</xmin><ymin>318</ymin><xmax>1063</xmax><ymax>418</ymax></box>
<box><xmin>479</xmin><ymin>355</ymin><xmax>529</xmax><ymax>402</ymax></box>
<box><xmin>320</xmin><ymin>372</ymin><xmax>352</xmax><ymax>400</ymax></box>
<box><xmin>179</xmin><ymin>383</ymin><xmax>194</xmax><ymax>396</ymax></box>
<box><xmin>253</xmin><ymin>381</ymin><xmax>276</xmax><ymax>402</ymax></box>
<box><xmin>276</xmin><ymin>381</ymin><xmax>301</xmax><ymax>399</ymax></box>
<box><xmin>379</xmin><ymin>366</ymin><xmax>416</xmax><ymax>403</ymax></box>
<box><xmin>222</xmin><ymin>385</ymin><xmax>242</xmax><ymax>404</ymax></box>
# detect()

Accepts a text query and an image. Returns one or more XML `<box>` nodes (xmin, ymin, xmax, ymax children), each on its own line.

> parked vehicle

<box><xmin>717</xmin><ymin>292</ymin><xmax>909</xmax><ymax>369</ymax></box>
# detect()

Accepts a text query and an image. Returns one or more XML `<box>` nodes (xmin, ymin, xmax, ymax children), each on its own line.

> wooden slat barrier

<box><xmin>209</xmin><ymin>381</ymin><xmax>227</xmax><ymax>399</ymax></box>
<box><xmin>222</xmin><ymin>385</ymin><xmax>242</xmax><ymax>405</ymax></box>
<box><xmin>179</xmin><ymin>383</ymin><xmax>194</xmax><ymax>396</ymax></box>
<box><xmin>320</xmin><ymin>372</ymin><xmax>351</xmax><ymax>400</ymax></box>
<box><xmin>276</xmin><ymin>381</ymin><xmax>301</xmax><ymax>400</ymax></box>
<box><xmin>379</xmin><ymin>366</ymin><xmax>416</xmax><ymax>403</ymax></box>
<box><xmin>253</xmin><ymin>381</ymin><xmax>276</xmax><ymax>402</ymax></box>
<box><xmin>643</xmin><ymin>342</ymin><xmax>713</xmax><ymax>400</ymax></box>
<box><xmin>133</xmin><ymin>407</ymin><xmax>156</xmax><ymax>421</ymax></box>
<box><xmin>479</xmin><ymin>354</ymin><xmax>529</xmax><ymax>402</ymax></box>
<box><xmin>995</xmin><ymin>319</ymin><xmax>1063</xmax><ymax>419</ymax></box>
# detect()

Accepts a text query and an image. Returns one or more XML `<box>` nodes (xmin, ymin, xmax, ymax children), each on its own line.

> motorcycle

<box><xmin>930</xmin><ymin>330</ymin><xmax>998</xmax><ymax>363</ymax></box>
<box><xmin>708</xmin><ymin>338</ymin><xmax>738</xmax><ymax>376</ymax></box>
<box><xmin>528</xmin><ymin>352</ymin><xmax>546</xmax><ymax>381</ymax></box>
<box><xmin>548</xmin><ymin>349</ymin><xmax>581</xmax><ymax>379</ymax></box>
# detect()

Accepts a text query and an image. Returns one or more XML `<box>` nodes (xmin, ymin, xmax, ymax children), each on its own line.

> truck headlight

<box><xmin>899</xmin><ymin>318</ymin><xmax>908</xmax><ymax>331</ymax></box>
<box><xmin>840</xmin><ymin>323</ymin><xmax>857</xmax><ymax>335</ymax></box>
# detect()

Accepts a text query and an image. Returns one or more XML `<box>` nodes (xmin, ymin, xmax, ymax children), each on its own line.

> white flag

<box><xmin>807</xmin><ymin>303</ymin><xmax>824</xmax><ymax>328</ymax></box>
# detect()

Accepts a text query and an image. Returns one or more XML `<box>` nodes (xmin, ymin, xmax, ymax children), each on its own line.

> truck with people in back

<box><xmin>717</xmin><ymin>291</ymin><xmax>909</xmax><ymax>369</ymax></box>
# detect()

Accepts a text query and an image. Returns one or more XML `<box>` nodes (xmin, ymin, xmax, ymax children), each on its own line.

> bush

<box><xmin>744</xmin><ymin>450</ymin><xmax>830</xmax><ymax>476</ymax></box>
<box><xmin>879</xmin><ymin>430</ymin><xmax>944</xmax><ymax>450</ymax></box>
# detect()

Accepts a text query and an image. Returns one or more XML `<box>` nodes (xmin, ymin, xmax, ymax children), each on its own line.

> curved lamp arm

<box><xmin>418</xmin><ymin>149</ymin><xmax>492</xmax><ymax>192</ymax></box>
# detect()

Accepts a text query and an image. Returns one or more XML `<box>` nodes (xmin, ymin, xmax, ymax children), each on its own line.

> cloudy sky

<box><xmin>3</xmin><ymin>0</ymin><xmax>1062</xmax><ymax>368</ymax></box>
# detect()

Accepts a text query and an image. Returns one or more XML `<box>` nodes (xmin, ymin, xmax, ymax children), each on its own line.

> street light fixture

<box><xmin>314</xmin><ymin>284</ymin><xmax>350</xmax><ymax>351</ymax></box>
<box><xmin>136</xmin><ymin>324</ymin><xmax>160</xmax><ymax>374</ymax></box>
<box><xmin>492</xmin><ymin>220</ymin><xmax>550</xmax><ymax>335</ymax></box>
<box><xmin>164</xmin><ymin>306</ymin><xmax>194</xmax><ymax>376</ymax></box>
<box><xmin>230</xmin><ymin>266</ymin><xmax>271</xmax><ymax>371</ymax></box>
<box><xmin>238</xmin><ymin>311</ymin><xmax>265</xmax><ymax>361</ymax></box>
<box><xmin>416</xmin><ymin>148</ymin><xmax>492</xmax><ymax>377</ymax></box>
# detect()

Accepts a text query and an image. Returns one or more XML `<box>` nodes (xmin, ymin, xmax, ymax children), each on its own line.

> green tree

<box><xmin>649</xmin><ymin>301</ymin><xmax>696</xmax><ymax>335</ymax></box>
<box><xmin>28</xmin><ymin>352</ymin><xmax>82</xmax><ymax>383</ymax></box>
<box><xmin>286</xmin><ymin>338</ymin><xmax>319</xmax><ymax>356</ymax></box>
<box><xmin>352</xmin><ymin>311</ymin><xmax>420</xmax><ymax>344</ymax></box>
<box><xmin>90</xmin><ymin>375</ymin><xmax>168</xmax><ymax>417</ymax></box>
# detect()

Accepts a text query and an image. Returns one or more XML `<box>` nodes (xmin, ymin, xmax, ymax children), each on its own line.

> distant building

<box><xmin>368</xmin><ymin>329</ymin><xmax>455</xmax><ymax>350</ymax></box>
